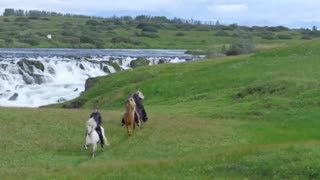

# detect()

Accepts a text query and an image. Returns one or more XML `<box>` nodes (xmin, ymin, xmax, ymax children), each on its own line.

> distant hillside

<box><xmin>0</xmin><ymin>8</ymin><xmax>319</xmax><ymax>52</ymax></box>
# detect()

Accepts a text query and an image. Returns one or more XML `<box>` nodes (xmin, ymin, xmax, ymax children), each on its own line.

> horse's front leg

<box><xmin>92</xmin><ymin>143</ymin><xmax>97</xmax><ymax>159</ymax></box>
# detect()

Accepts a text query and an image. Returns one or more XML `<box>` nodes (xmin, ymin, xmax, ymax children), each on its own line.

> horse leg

<box><xmin>126</xmin><ymin>125</ymin><xmax>131</xmax><ymax>136</ymax></box>
<box><xmin>129</xmin><ymin>123</ymin><xmax>134</xmax><ymax>136</ymax></box>
<box><xmin>131</xmin><ymin>123</ymin><xmax>134</xmax><ymax>135</ymax></box>
<box><xmin>83</xmin><ymin>138</ymin><xmax>89</xmax><ymax>150</ymax></box>
<box><xmin>92</xmin><ymin>143</ymin><xmax>97</xmax><ymax>159</ymax></box>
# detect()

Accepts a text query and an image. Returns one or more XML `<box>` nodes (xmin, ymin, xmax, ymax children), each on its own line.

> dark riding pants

<box><xmin>95</xmin><ymin>126</ymin><xmax>104</xmax><ymax>146</ymax></box>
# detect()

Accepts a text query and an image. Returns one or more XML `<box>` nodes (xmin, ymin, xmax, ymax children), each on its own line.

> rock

<box><xmin>47</xmin><ymin>66</ymin><xmax>55</xmax><ymax>75</ymax></box>
<box><xmin>1</xmin><ymin>64</ymin><xmax>8</xmax><ymax>70</ymax></box>
<box><xmin>73</xmin><ymin>88</ymin><xmax>78</xmax><ymax>92</ymax></box>
<box><xmin>106</xmin><ymin>61</ymin><xmax>121</xmax><ymax>72</ymax></box>
<box><xmin>85</xmin><ymin>78</ymin><xmax>96</xmax><ymax>91</ymax></box>
<box><xmin>9</xmin><ymin>93</ymin><xmax>18</xmax><ymax>101</ymax></box>
<box><xmin>0</xmin><ymin>74</ymin><xmax>9</xmax><ymax>80</ymax></box>
<box><xmin>32</xmin><ymin>74</ymin><xmax>45</xmax><ymax>84</ymax></box>
<box><xmin>17</xmin><ymin>59</ymin><xmax>45</xmax><ymax>74</ymax></box>
<box><xmin>158</xmin><ymin>58</ymin><xmax>167</xmax><ymax>64</ymax></box>
<box><xmin>103</xmin><ymin>66</ymin><xmax>111</xmax><ymax>73</ymax></box>
<box><xmin>22</xmin><ymin>75</ymin><xmax>33</xmax><ymax>84</ymax></box>
<box><xmin>62</xmin><ymin>100</ymin><xmax>84</xmax><ymax>108</ymax></box>
<box><xmin>129</xmin><ymin>57</ymin><xmax>150</xmax><ymax>68</ymax></box>
<box><xmin>79</xmin><ymin>64</ymin><xmax>85</xmax><ymax>70</ymax></box>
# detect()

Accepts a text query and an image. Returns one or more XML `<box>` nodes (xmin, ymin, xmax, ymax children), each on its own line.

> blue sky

<box><xmin>0</xmin><ymin>0</ymin><xmax>320</xmax><ymax>28</ymax></box>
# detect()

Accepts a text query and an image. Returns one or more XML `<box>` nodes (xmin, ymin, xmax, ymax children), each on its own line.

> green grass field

<box><xmin>1</xmin><ymin>40</ymin><xmax>320</xmax><ymax>179</ymax></box>
<box><xmin>0</xmin><ymin>15</ymin><xmax>312</xmax><ymax>51</ymax></box>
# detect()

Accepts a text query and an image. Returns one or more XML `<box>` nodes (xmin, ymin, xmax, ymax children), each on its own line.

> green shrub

<box><xmin>301</xmin><ymin>35</ymin><xmax>312</xmax><ymax>40</ymax></box>
<box><xmin>256</xmin><ymin>30</ymin><xmax>277</xmax><ymax>40</ymax></box>
<box><xmin>175</xmin><ymin>32</ymin><xmax>185</xmax><ymax>36</ymax></box>
<box><xmin>215</xmin><ymin>31</ymin><xmax>230</xmax><ymax>37</ymax></box>
<box><xmin>135</xmin><ymin>32</ymin><xmax>159</xmax><ymax>38</ymax></box>
<box><xmin>14</xmin><ymin>17</ymin><xmax>29</xmax><ymax>22</ymax></box>
<box><xmin>4</xmin><ymin>38</ymin><xmax>13</xmax><ymax>44</ymax></box>
<box><xmin>80</xmin><ymin>36</ymin><xmax>95</xmax><ymax>44</ymax></box>
<box><xmin>111</xmin><ymin>36</ymin><xmax>145</xmax><ymax>45</ymax></box>
<box><xmin>0</xmin><ymin>39</ymin><xmax>6</xmax><ymax>47</ymax></box>
<box><xmin>3</xmin><ymin>18</ymin><xmax>10</xmax><ymax>22</ymax></box>
<box><xmin>142</xmin><ymin>26</ymin><xmax>158</xmax><ymax>32</ymax></box>
<box><xmin>86</xmin><ymin>20</ymin><xmax>101</xmax><ymax>26</ymax></box>
<box><xmin>225</xmin><ymin>40</ymin><xmax>255</xmax><ymax>56</ymax></box>
<box><xmin>277</xmin><ymin>34</ymin><xmax>292</xmax><ymax>39</ymax></box>
<box><xmin>28</xmin><ymin>16</ymin><xmax>41</xmax><ymax>20</ymax></box>
<box><xmin>185</xmin><ymin>50</ymin><xmax>204</xmax><ymax>55</ymax></box>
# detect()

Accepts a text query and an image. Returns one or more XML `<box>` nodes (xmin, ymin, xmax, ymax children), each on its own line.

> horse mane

<box><xmin>86</xmin><ymin>118</ymin><xmax>97</xmax><ymax>129</ymax></box>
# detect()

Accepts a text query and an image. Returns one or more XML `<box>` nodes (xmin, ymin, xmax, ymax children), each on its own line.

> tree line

<box><xmin>3</xmin><ymin>8</ymin><xmax>93</xmax><ymax>18</ymax></box>
<box><xmin>3</xmin><ymin>8</ymin><xmax>213</xmax><ymax>25</ymax></box>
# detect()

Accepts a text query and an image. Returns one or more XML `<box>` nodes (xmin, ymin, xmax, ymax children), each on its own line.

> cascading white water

<box><xmin>0</xmin><ymin>48</ymin><xmax>203</xmax><ymax>107</ymax></box>
<box><xmin>0</xmin><ymin>58</ymin><xmax>114</xmax><ymax>107</ymax></box>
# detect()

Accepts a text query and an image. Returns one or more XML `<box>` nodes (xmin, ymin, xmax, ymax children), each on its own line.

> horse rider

<box><xmin>90</xmin><ymin>105</ymin><xmax>104</xmax><ymax>148</ymax></box>
<box><xmin>121</xmin><ymin>89</ymin><xmax>148</xmax><ymax>126</ymax></box>
<box><xmin>133</xmin><ymin>88</ymin><xmax>148</xmax><ymax>122</ymax></box>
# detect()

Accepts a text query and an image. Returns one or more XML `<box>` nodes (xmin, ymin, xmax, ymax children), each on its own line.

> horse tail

<box><xmin>100</xmin><ymin>126</ymin><xmax>109</xmax><ymax>146</ymax></box>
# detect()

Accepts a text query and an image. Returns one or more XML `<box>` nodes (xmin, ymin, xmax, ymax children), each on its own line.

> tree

<box><xmin>3</xmin><ymin>8</ymin><xmax>15</xmax><ymax>16</ymax></box>
<box><xmin>312</xmin><ymin>26</ymin><xmax>317</xmax><ymax>31</ymax></box>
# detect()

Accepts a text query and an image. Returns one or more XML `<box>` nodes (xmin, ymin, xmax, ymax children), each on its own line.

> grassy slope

<box><xmin>2</xmin><ymin>41</ymin><xmax>320</xmax><ymax>179</ymax></box>
<box><xmin>0</xmin><ymin>15</ymin><xmax>309</xmax><ymax>50</ymax></box>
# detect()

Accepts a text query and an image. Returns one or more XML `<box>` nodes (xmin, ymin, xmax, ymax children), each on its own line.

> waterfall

<box><xmin>0</xmin><ymin>58</ymin><xmax>114</xmax><ymax>107</ymax></box>
<box><xmin>0</xmin><ymin>48</ymin><xmax>203</xmax><ymax>107</ymax></box>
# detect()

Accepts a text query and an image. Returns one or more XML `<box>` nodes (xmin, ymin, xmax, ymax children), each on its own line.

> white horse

<box><xmin>83</xmin><ymin>118</ymin><xmax>109</xmax><ymax>158</ymax></box>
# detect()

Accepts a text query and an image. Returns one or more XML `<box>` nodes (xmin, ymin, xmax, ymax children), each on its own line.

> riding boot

<box><xmin>99</xmin><ymin>132</ymin><xmax>104</xmax><ymax>148</ymax></box>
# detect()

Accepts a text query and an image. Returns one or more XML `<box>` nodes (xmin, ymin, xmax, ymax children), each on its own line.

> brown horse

<box><xmin>123</xmin><ymin>96</ymin><xmax>136</xmax><ymax>136</ymax></box>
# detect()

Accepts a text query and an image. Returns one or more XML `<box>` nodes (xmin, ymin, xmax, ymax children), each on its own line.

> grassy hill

<box><xmin>2</xmin><ymin>40</ymin><xmax>320</xmax><ymax>179</ymax></box>
<box><xmin>0</xmin><ymin>14</ymin><xmax>315</xmax><ymax>52</ymax></box>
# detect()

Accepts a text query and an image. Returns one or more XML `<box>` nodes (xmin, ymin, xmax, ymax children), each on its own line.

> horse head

<box><xmin>126</xmin><ymin>95</ymin><xmax>136</xmax><ymax>111</ymax></box>
<box><xmin>136</xmin><ymin>89</ymin><xmax>145</xmax><ymax>99</ymax></box>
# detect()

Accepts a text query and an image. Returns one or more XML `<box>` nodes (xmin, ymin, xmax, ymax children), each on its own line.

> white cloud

<box><xmin>207</xmin><ymin>3</ymin><xmax>249</xmax><ymax>14</ymax></box>
<box><xmin>1</xmin><ymin>0</ymin><xmax>320</xmax><ymax>27</ymax></box>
